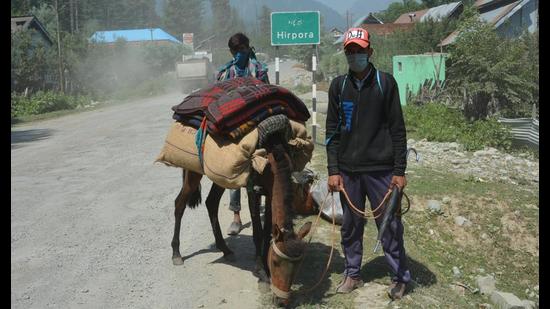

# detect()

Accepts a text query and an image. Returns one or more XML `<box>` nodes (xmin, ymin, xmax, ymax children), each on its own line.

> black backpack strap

<box><xmin>325</xmin><ymin>75</ymin><xmax>347</xmax><ymax>145</ymax></box>
<box><xmin>377</xmin><ymin>69</ymin><xmax>389</xmax><ymax>97</ymax></box>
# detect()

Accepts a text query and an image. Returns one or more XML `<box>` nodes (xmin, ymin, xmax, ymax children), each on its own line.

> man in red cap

<box><xmin>325</xmin><ymin>27</ymin><xmax>411</xmax><ymax>299</ymax></box>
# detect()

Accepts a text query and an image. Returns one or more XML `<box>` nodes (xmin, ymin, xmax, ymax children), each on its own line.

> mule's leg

<box><xmin>246</xmin><ymin>179</ymin><xmax>263</xmax><ymax>260</ymax></box>
<box><xmin>171</xmin><ymin>169</ymin><xmax>202</xmax><ymax>265</ymax></box>
<box><xmin>204</xmin><ymin>183</ymin><xmax>234</xmax><ymax>260</ymax></box>
<box><xmin>246</xmin><ymin>180</ymin><xmax>268</xmax><ymax>280</ymax></box>
<box><xmin>261</xmin><ymin>196</ymin><xmax>273</xmax><ymax>277</ymax></box>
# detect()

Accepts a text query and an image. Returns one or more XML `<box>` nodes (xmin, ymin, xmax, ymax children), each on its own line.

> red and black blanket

<box><xmin>172</xmin><ymin>77</ymin><xmax>310</xmax><ymax>139</ymax></box>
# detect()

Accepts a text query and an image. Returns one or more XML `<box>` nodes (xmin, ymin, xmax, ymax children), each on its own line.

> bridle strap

<box><xmin>271</xmin><ymin>283</ymin><xmax>291</xmax><ymax>299</ymax></box>
<box><xmin>270</xmin><ymin>240</ymin><xmax>303</xmax><ymax>262</ymax></box>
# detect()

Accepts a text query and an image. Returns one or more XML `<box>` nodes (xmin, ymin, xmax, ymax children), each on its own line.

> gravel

<box><xmin>11</xmin><ymin>92</ymin><xmax>262</xmax><ymax>309</ymax></box>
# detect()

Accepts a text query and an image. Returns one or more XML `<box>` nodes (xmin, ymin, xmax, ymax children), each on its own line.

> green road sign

<box><xmin>271</xmin><ymin>11</ymin><xmax>320</xmax><ymax>46</ymax></box>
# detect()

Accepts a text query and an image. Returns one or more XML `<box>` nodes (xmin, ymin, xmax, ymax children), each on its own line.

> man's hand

<box><xmin>391</xmin><ymin>175</ymin><xmax>407</xmax><ymax>190</ymax></box>
<box><xmin>328</xmin><ymin>175</ymin><xmax>344</xmax><ymax>192</ymax></box>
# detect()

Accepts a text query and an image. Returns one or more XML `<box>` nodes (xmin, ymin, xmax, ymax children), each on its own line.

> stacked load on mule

<box><xmin>171</xmin><ymin>77</ymin><xmax>311</xmax><ymax>139</ymax></box>
<box><xmin>156</xmin><ymin>77</ymin><xmax>314</xmax><ymax>189</ymax></box>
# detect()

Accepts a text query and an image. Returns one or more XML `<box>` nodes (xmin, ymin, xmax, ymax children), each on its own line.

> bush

<box><xmin>446</xmin><ymin>7</ymin><xmax>538</xmax><ymax>119</ymax></box>
<box><xmin>11</xmin><ymin>91</ymin><xmax>91</xmax><ymax>118</ymax></box>
<box><xmin>404</xmin><ymin>102</ymin><xmax>512</xmax><ymax>151</ymax></box>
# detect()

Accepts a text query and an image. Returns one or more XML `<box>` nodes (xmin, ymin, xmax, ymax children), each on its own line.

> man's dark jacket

<box><xmin>325</xmin><ymin>63</ymin><xmax>407</xmax><ymax>177</ymax></box>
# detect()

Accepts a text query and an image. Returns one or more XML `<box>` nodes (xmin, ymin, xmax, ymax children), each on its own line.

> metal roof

<box><xmin>479</xmin><ymin>1</ymin><xmax>520</xmax><ymax>24</ymax></box>
<box><xmin>420</xmin><ymin>2</ymin><xmax>463</xmax><ymax>22</ymax></box>
<box><xmin>90</xmin><ymin>28</ymin><xmax>181</xmax><ymax>44</ymax></box>
<box><xmin>11</xmin><ymin>15</ymin><xmax>53</xmax><ymax>45</ymax></box>
<box><xmin>351</xmin><ymin>13</ymin><xmax>384</xmax><ymax>27</ymax></box>
<box><xmin>475</xmin><ymin>0</ymin><xmax>494</xmax><ymax>6</ymax></box>
<box><xmin>493</xmin><ymin>0</ymin><xmax>535</xmax><ymax>28</ymax></box>
<box><xmin>438</xmin><ymin>0</ymin><xmax>532</xmax><ymax>46</ymax></box>
<box><xmin>394</xmin><ymin>8</ymin><xmax>429</xmax><ymax>23</ymax></box>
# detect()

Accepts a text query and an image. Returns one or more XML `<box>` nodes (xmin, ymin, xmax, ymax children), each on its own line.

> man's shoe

<box><xmin>336</xmin><ymin>276</ymin><xmax>364</xmax><ymax>294</ymax></box>
<box><xmin>227</xmin><ymin>221</ymin><xmax>242</xmax><ymax>236</ymax></box>
<box><xmin>388</xmin><ymin>282</ymin><xmax>407</xmax><ymax>300</ymax></box>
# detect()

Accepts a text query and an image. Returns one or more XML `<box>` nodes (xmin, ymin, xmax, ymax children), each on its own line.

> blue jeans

<box><xmin>339</xmin><ymin>170</ymin><xmax>411</xmax><ymax>283</ymax></box>
<box><xmin>229</xmin><ymin>189</ymin><xmax>241</xmax><ymax>212</ymax></box>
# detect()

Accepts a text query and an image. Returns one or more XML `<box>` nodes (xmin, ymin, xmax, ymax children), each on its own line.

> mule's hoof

<box><xmin>172</xmin><ymin>257</ymin><xmax>184</xmax><ymax>265</ymax></box>
<box><xmin>223</xmin><ymin>252</ymin><xmax>236</xmax><ymax>262</ymax></box>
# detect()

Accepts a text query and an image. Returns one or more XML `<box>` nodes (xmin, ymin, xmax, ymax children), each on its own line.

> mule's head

<box><xmin>268</xmin><ymin>221</ymin><xmax>312</xmax><ymax>307</ymax></box>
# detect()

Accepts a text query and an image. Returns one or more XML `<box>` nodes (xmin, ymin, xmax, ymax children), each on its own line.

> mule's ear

<box><xmin>297</xmin><ymin>222</ymin><xmax>312</xmax><ymax>240</ymax></box>
<box><xmin>272</xmin><ymin>224</ymin><xmax>284</xmax><ymax>242</ymax></box>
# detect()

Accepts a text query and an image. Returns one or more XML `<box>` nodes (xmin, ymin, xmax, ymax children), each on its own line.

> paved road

<box><xmin>11</xmin><ymin>93</ymin><xmax>263</xmax><ymax>308</ymax></box>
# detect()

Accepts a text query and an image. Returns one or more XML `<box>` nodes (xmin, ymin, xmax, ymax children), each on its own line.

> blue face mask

<box><xmin>346</xmin><ymin>53</ymin><xmax>369</xmax><ymax>73</ymax></box>
<box><xmin>234</xmin><ymin>51</ymin><xmax>250</xmax><ymax>70</ymax></box>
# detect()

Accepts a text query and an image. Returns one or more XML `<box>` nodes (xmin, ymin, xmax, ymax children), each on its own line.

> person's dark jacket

<box><xmin>325</xmin><ymin>63</ymin><xmax>407</xmax><ymax>176</ymax></box>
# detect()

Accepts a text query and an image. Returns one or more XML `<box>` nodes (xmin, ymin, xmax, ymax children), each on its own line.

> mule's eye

<box><xmin>273</xmin><ymin>259</ymin><xmax>281</xmax><ymax>267</ymax></box>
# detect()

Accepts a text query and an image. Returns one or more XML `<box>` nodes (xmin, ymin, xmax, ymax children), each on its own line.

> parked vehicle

<box><xmin>175</xmin><ymin>51</ymin><xmax>215</xmax><ymax>93</ymax></box>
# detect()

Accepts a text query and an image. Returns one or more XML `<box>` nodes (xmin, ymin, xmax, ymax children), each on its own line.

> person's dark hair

<box><xmin>228</xmin><ymin>33</ymin><xmax>250</xmax><ymax>52</ymax></box>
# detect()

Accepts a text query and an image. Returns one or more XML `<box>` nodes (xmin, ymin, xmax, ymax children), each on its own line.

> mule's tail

<box><xmin>182</xmin><ymin>169</ymin><xmax>202</xmax><ymax>209</ymax></box>
<box><xmin>188</xmin><ymin>184</ymin><xmax>201</xmax><ymax>208</ymax></box>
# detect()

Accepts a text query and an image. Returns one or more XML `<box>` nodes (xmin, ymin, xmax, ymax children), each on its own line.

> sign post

<box><xmin>182</xmin><ymin>33</ymin><xmax>194</xmax><ymax>51</ymax></box>
<box><xmin>271</xmin><ymin>11</ymin><xmax>321</xmax><ymax>143</ymax></box>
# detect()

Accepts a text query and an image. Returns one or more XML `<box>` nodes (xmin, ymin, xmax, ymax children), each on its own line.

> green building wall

<box><xmin>392</xmin><ymin>53</ymin><xmax>447</xmax><ymax>105</ymax></box>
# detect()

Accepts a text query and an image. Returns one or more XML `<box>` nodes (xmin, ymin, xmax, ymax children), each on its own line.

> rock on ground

<box><xmin>407</xmin><ymin>140</ymin><xmax>539</xmax><ymax>187</ymax></box>
<box><xmin>427</xmin><ymin>200</ymin><xmax>442</xmax><ymax>213</ymax></box>
<box><xmin>490</xmin><ymin>291</ymin><xmax>524</xmax><ymax>309</ymax></box>
<box><xmin>455</xmin><ymin>216</ymin><xmax>473</xmax><ymax>227</ymax></box>
<box><xmin>476</xmin><ymin>275</ymin><xmax>496</xmax><ymax>295</ymax></box>
<box><xmin>522</xmin><ymin>300</ymin><xmax>537</xmax><ymax>309</ymax></box>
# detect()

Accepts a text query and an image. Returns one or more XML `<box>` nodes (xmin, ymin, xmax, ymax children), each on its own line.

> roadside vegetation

<box><xmin>403</xmin><ymin>103</ymin><xmax>513</xmax><ymax>152</ymax></box>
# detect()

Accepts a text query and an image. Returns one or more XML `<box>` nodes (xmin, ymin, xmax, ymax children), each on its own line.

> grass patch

<box><xmin>403</xmin><ymin>103</ymin><xmax>513</xmax><ymax>152</ymax></box>
<box><xmin>10</xmin><ymin>98</ymin><xmax>131</xmax><ymax>126</ymax></box>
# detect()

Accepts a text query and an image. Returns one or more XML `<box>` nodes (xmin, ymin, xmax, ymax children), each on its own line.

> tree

<box><xmin>209</xmin><ymin>0</ymin><xmax>248</xmax><ymax>48</ymax></box>
<box><xmin>163</xmin><ymin>0</ymin><xmax>203</xmax><ymax>43</ymax></box>
<box><xmin>446</xmin><ymin>9</ymin><xmax>538</xmax><ymax>119</ymax></box>
<box><xmin>11</xmin><ymin>30</ymin><xmax>57</xmax><ymax>92</ymax></box>
<box><xmin>251</xmin><ymin>5</ymin><xmax>272</xmax><ymax>53</ymax></box>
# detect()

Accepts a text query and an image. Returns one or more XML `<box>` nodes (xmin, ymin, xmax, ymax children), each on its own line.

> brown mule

<box><xmin>169</xmin><ymin>133</ymin><xmax>311</xmax><ymax>307</ymax></box>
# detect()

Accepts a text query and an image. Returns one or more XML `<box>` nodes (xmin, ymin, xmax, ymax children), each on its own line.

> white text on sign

<box><xmin>276</xmin><ymin>32</ymin><xmax>315</xmax><ymax>40</ymax></box>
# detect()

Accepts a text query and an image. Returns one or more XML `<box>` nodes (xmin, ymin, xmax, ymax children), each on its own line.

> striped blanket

<box><xmin>171</xmin><ymin>77</ymin><xmax>310</xmax><ymax>139</ymax></box>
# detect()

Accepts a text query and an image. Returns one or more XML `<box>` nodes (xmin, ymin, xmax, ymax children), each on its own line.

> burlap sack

<box><xmin>155</xmin><ymin>122</ymin><xmax>203</xmax><ymax>174</ymax></box>
<box><xmin>156</xmin><ymin>120</ymin><xmax>314</xmax><ymax>189</ymax></box>
<box><xmin>288</xmin><ymin>120</ymin><xmax>314</xmax><ymax>172</ymax></box>
<box><xmin>202</xmin><ymin>129</ymin><xmax>260</xmax><ymax>189</ymax></box>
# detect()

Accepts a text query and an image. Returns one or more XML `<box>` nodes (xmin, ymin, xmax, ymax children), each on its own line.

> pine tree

<box><xmin>163</xmin><ymin>0</ymin><xmax>203</xmax><ymax>40</ymax></box>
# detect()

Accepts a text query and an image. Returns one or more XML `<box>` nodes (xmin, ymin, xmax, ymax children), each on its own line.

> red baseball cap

<box><xmin>343</xmin><ymin>27</ymin><xmax>370</xmax><ymax>48</ymax></box>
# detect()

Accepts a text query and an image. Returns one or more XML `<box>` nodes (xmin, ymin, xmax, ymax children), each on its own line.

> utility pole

<box><xmin>54</xmin><ymin>0</ymin><xmax>65</xmax><ymax>93</ymax></box>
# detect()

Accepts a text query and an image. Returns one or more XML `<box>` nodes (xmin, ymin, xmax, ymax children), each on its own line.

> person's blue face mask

<box><xmin>234</xmin><ymin>51</ymin><xmax>250</xmax><ymax>69</ymax></box>
<box><xmin>346</xmin><ymin>53</ymin><xmax>369</xmax><ymax>73</ymax></box>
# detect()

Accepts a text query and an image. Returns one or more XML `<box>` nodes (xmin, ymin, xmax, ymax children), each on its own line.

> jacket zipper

<box><xmin>351</xmin><ymin>84</ymin><xmax>361</xmax><ymax>172</ymax></box>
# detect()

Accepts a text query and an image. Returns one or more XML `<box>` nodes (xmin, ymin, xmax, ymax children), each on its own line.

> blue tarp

<box><xmin>89</xmin><ymin>28</ymin><xmax>181</xmax><ymax>44</ymax></box>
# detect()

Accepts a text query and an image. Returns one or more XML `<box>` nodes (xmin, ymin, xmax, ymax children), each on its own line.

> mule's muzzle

<box><xmin>271</xmin><ymin>283</ymin><xmax>291</xmax><ymax>307</ymax></box>
<box><xmin>271</xmin><ymin>294</ymin><xmax>290</xmax><ymax>307</ymax></box>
